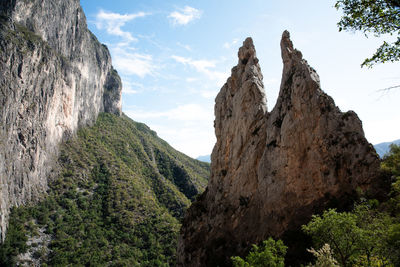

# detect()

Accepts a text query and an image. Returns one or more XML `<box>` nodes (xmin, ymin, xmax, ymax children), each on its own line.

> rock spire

<box><xmin>177</xmin><ymin>31</ymin><xmax>381</xmax><ymax>266</ymax></box>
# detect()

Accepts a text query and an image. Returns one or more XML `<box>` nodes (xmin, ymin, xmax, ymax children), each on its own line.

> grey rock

<box><xmin>0</xmin><ymin>0</ymin><xmax>122</xmax><ymax>239</ymax></box>
<box><xmin>177</xmin><ymin>31</ymin><xmax>381</xmax><ymax>266</ymax></box>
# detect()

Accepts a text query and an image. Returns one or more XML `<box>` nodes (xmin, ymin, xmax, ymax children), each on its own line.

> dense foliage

<box><xmin>303</xmin><ymin>144</ymin><xmax>400</xmax><ymax>267</ymax></box>
<box><xmin>231</xmin><ymin>238</ymin><xmax>287</xmax><ymax>267</ymax></box>
<box><xmin>335</xmin><ymin>0</ymin><xmax>400</xmax><ymax>67</ymax></box>
<box><xmin>0</xmin><ymin>113</ymin><xmax>209</xmax><ymax>266</ymax></box>
<box><xmin>307</xmin><ymin>244</ymin><xmax>339</xmax><ymax>267</ymax></box>
<box><xmin>303</xmin><ymin>206</ymin><xmax>395</xmax><ymax>266</ymax></box>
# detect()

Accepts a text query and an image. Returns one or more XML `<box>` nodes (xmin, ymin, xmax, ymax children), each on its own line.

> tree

<box><xmin>380</xmin><ymin>144</ymin><xmax>400</xmax><ymax>265</ymax></box>
<box><xmin>335</xmin><ymin>0</ymin><xmax>400</xmax><ymax>67</ymax></box>
<box><xmin>381</xmin><ymin>144</ymin><xmax>400</xmax><ymax>179</ymax></box>
<box><xmin>302</xmin><ymin>207</ymin><xmax>392</xmax><ymax>267</ymax></box>
<box><xmin>231</xmin><ymin>237</ymin><xmax>287</xmax><ymax>267</ymax></box>
<box><xmin>381</xmin><ymin>144</ymin><xmax>400</xmax><ymax>214</ymax></box>
<box><xmin>302</xmin><ymin>209</ymin><xmax>361</xmax><ymax>266</ymax></box>
<box><xmin>302</xmin><ymin>145</ymin><xmax>400</xmax><ymax>267</ymax></box>
<box><xmin>307</xmin><ymin>244</ymin><xmax>340</xmax><ymax>267</ymax></box>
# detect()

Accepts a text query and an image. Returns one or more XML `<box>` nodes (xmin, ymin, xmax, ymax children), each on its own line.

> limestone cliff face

<box><xmin>0</xmin><ymin>0</ymin><xmax>122</xmax><ymax>239</ymax></box>
<box><xmin>177</xmin><ymin>31</ymin><xmax>381</xmax><ymax>266</ymax></box>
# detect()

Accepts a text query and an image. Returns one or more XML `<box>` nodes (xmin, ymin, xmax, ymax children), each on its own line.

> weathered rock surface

<box><xmin>177</xmin><ymin>31</ymin><xmax>381</xmax><ymax>266</ymax></box>
<box><xmin>0</xmin><ymin>0</ymin><xmax>122</xmax><ymax>239</ymax></box>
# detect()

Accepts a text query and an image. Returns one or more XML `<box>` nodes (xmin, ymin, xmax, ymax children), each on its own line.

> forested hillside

<box><xmin>0</xmin><ymin>113</ymin><xmax>209</xmax><ymax>266</ymax></box>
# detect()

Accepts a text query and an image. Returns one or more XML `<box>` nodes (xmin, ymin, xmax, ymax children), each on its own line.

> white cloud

<box><xmin>168</xmin><ymin>6</ymin><xmax>202</xmax><ymax>26</ymax></box>
<box><xmin>112</xmin><ymin>46</ymin><xmax>155</xmax><ymax>77</ymax></box>
<box><xmin>200</xmin><ymin>90</ymin><xmax>217</xmax><ymax>99</ymax></box>
<box><xmin>177</xmin><ymin>42</ymin><xmax>192</xmax><ymax>51</ymax></box>
<box><xmin>171</xmin><ymin>55</ymin><xmax>227</xmax><ymax>85</ymax></box>
<box><xmin>149</xmin><ymin>124</ymin><xmax>215</xmax><ymax>158</ymax></box>
<box><xmin>129</xmin><ymin>104</ymin><xmax>213</xmax><ymax>122</ymax></box>
<box><xmin>123</xmin><ymin>88</ymin><xmax>138</xmax><ymax>94</ymax></box>
<box><xmin>172</xmin><ymin>55</ymin><xmax>214</xmax><ymax>70</ymax></box>
<box><xmin>186</xmin><ymin>77</ymin><xmax>197</xmax><ymax>82</ymax></box>
<box><xmin>223</xmin><ymin>38</ymin><xmax>239</xmax><ymax>49</ymax></box>
<box><xmin>95</xmin><ymin>10</ymin><xmax>148</xmax><ymax>41</ymax></box>
<box><xmin>122</xmin><ymin>80</ymin><xmax>144</xmax><ymax>94</ymax></box>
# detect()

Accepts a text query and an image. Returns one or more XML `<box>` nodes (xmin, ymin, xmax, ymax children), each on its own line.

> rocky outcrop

<box><xmin>177</xmin><ymin>31</ymin><xmax>381</xmax><ymax>266</ymax></box>
<box><xmin>0</xmin><ymin>0</ymin><xmax>122</xmax><ymax>239</ymax></box>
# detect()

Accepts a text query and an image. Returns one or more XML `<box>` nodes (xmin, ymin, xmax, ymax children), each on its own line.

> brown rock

<box><xmin>177</xmin><ymin>31</ymin><xmax>381</xmax><ymax>266</ymax></box>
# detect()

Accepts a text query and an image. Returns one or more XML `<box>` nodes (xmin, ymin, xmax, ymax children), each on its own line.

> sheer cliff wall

<box><xmin>0</xmin><ymin>0</ymin><xmax>122</xmax><ymax>239</ymax></box>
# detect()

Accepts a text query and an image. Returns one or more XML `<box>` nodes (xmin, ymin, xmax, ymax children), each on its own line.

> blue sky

<box><xmin>80</xmin><ymin>0</ymin><xmax>400</xmax><ymax>158</ymax></box>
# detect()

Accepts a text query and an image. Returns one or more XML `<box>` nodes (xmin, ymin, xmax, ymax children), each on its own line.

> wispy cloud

<box><xmin>186</xmin><ymin>77</ymin><xmax>197</xmax><ymax>82</ymax></box>
<box><xmin>123</xmin><ymin>88</ymin><xmax>139</xmax><ymax>94</ymax></box>
<box><xmin>168</xmin><ymin>6</ymin><xmax>202</xmax><ymax>26</ymax></box>
<box><xmin>112</xmin><ymin>46</ymin><xmax>156</xmax><ymax>78</ymax></box>
<box><xmin>223</xmin><ymin>38</ymin><xmax>239</xmax><ymax>49</ymax></box>
<box><xmin>172</xmin><ymin>55</ymin><xmax>214</xmax><ymax>71</ymax></box>
<box><xmin>177</xmin><ymin>42</ymin><xmax>192</xmax><ymax>51</ymax></box>
<box><xmin>129</xmin><ymin>104</ymin><xmax>213</xmax><ymax>122</ymax></box>
<box><xmin>199</xmin><ymin>90</ymin><xmax>217</xmax><ymax>99</ymax></box>
<box><xmin>171</xmin><ymin>55</ymin><xmax>227</xmax><ymax>85</ymax></box>
<box><xmin>121</xmin><ymin>80</ymin><xmax>145</xmax><ymax>94</ymax></box>
<box><xmin>148</xmin><ymin>124</ymin><xmax>215</xmax><ymax>158</ymax></box>
<box><xmin>95</xmin><ymin>10</ymin><xmax>148</xmax><ymax>41</ymax></box>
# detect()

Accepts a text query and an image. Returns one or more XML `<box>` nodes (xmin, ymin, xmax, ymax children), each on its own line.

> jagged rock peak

<box><xmin>279</xmin><ymin>30</ymin><xmax>320</xmax><ymax>88</ymax></box>
<box><xmin>238</xmin><ymin>37</ymin><xmax>256</xmax><ymax>64</ymax></box>
<box><xmin>178</xmin><ymin>32</ymin><xmax>382</xmax><ymax>266</ymax></box>
<box><xmin>281</xmin><ymin>30</ymin><xmax>301</xmax><ymax>64</ymax></box>
<box><xmin>212</xmin><ymin>37</ymin><xmax>266</xmax><ymax>174</ymax></box>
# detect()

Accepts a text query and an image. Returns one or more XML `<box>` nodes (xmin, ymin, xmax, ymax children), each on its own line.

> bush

<box><xmin>231</xmin><ymin>237</ymin><xmax>287</xmax><ymax>267</ymax></box>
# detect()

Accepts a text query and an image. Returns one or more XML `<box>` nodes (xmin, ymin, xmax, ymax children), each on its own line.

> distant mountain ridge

<box><xmin>196</xmin><ymin>155</ymin><xmax>211</xmax><ymax>163</ymax></box>
<box><xmin>374</xmin><ymin>139</ymin><xmax>400</xmax><ymax>158</ymax></box>
<box><xmin>198</xmin><ymin>138</ymin><xmax>400</xmax><ymax>162</ymax></box>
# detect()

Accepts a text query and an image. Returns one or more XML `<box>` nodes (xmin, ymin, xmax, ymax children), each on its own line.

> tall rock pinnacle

<box><xmin>177</xmin><ymin>31</ymin><xmax>382</xmax><ymax>266</ymax></box>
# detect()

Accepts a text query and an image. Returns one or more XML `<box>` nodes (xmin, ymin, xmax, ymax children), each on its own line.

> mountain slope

<box><xmin>0</xmin><ymin>113</ymin><xmax>209</xmax><ymax>266</ymax></box>
<box><xmin>374</xmin><ymin>139</ymin><xmax>400</xmax><ymax>158</ymax></box>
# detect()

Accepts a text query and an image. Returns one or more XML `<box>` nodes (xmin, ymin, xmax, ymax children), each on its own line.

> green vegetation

<box><xmin>302</xmin><ymin>144</ymin><xmax>400</xmax><ymax>266</ymax></box>
<box><xmin>0</xmin><ymin>113</ymin><xmax>209</xmax><ymax>266</ymax></box>
<box><xmin>381</xmin><ymin>144</ymin><xmax>400</xmax><ymax>179</ymax></box>
<box><xmin>307</xmin><ymin>244</ymin><xmax>339</xmax><ymax>267</ymax></box>
<box><xmin>0</xmin><ymin>208</ymin><xmax>29</xmax><ymax>266</ymax></box>
<box><xmin>233</xmin><ymin>145</ymin><xmax>400</xmax><ymax>266</ymax></box>
<box><xmin>14</xmin><ymin>23</ymin><xmax>43</xmax><ymax>45</ymax></box>
<box><xmin>303</xmin><ymin>206</ymin><xmax>394</xmax><ymax>266</ymax></box>
<box><xmin>231</xmin><ymin>238</ymin><xmax>287</xmax><ymax>267</ymax></box>
<box><xmin>1</xmin><ymin>21</ymin><xmax>45</xmax><ymax>52</ymax></box>
<box><xmin>335</xmin><ymin>0</ymin><xmax>400</xmax><ymax>67</ymax></box>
